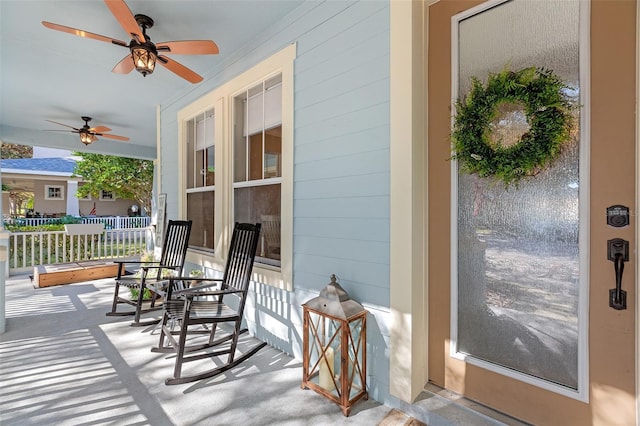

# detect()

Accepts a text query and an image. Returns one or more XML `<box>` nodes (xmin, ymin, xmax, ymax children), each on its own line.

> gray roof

<box><xmin>1</xmin><ymin>157</ymin><xmax>77</xmax><ymax>175</ymax></box>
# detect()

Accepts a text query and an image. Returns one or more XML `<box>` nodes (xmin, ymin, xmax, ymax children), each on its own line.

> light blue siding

<box><xmin>296</xmin><ymin>102</ymin><xmax>389</xmax><ymax>146</ymax></box>
<box><xmin>296</xmin><ymin>78</ymin><xmax>389</xmax><ymax>127</ymax></box>
<box><xmin>161</xmin><ymin>0</ymin><xmax>394</xmax><ymax>407</ymax></box>
<box><xmin>296</xmin><ymin>195</ymin><xmax>388</xmax><ymax>218</ymax></box>
<box><xmin>296</xmin><ymin>124</ymin><xmax>389</xmax><ymax>160</ymax></box>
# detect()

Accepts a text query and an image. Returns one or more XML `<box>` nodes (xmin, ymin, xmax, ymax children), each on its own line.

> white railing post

<box><xmin>0</xmin><ymin>229</ymin><xmax>9</xmax><ymax>334</ymax></box>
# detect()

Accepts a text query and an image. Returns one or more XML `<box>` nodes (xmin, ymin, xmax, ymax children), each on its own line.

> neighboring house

<box><xmin>151</xmin><ymin>1</ymin><xmax>636</xmax><ymax>425</ymax></box>
<box><xmin>1</xmin><ymin>147</ymin><xmax>137</xmax><ymax>218</ymax></box>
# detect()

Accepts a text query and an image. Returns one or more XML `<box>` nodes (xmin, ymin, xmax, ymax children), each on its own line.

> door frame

<box><xmin>635</xmin><ymin>3</ymin><xmax>639</xmax><ymax>421</ymax></box>
<box><xmin>388</xmin><ymin>0</ymin><xmax>639</xmax><ymax>421</ymax></box>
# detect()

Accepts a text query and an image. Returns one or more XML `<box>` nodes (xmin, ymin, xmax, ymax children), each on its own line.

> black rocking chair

<box><xmin>152</xmin><ymin>222</ymin><xmax>265</xmax><ymax>385</ymax></box>
<box><xmin>106</xmin><ymin>219</ymin><xmax>192</xmax><ymax>326</ymax></box>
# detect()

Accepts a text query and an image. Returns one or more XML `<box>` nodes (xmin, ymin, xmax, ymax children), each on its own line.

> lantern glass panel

<box><xmin>347</xmin><ymin>317</ymin><xmax>365</xmax><ymax>399</ymax></box>
<box><xmin>307</xmin><ymin>311</ymin><xmax>342</xmax><ymax>396</ymax></box>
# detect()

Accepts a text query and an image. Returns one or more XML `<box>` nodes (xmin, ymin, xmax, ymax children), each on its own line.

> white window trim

<box><xmin>179</xmin><ymin>43</ymin><xmax>296</xmax><ymax>291</ymax></box>
<box><xmin>44</xmin><ymin>185</ymin><xmax>64</xmax><ymax>200</ymax></box>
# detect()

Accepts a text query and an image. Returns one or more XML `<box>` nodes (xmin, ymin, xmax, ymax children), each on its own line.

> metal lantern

<box><xmin>301</xmin><ymin>274</ymin><xmax>368</xmax><ymax>416</ymax></box>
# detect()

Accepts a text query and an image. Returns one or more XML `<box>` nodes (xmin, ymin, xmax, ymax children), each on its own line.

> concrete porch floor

<box><xmin>0</xmin><ymin>274</ymin><xmax>525</xmax><ymax>426</ymax></box>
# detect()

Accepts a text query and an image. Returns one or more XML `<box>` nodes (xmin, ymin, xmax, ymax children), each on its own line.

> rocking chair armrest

<box><xmin>166</xmin><ymin>277</ymin><xmax>222</xmax><ymax>296</ymax></box>
<box><xmin>182</xmin><ymin>287</ymin><xmax>243</xmax><ymax>299</ymax></box>
<box><xmin>170</xmin><ymin>276</ymin><xmax>222</xmax><ymax>283</ymax></box>
<box><xmin>182</xmin><ymin>278</ymin><xmax>223</xmax><ymax>291</ymax></box>
<box><xmin>171</xmin><ymin>281</ymin><xmax>241</xmax><ymax>298</ymax></box>
<box><xmin>170</xmin><ymin>279</ymin><xmax>223</xmax><ymax>296</ymax></box>
<box><xmin>113</xmin><ymin>260</ymin><xmax>162</xmax><ymax>278</ymax></box>
<box><xmin>140</xmin><ymin>264</ymin><xmax>181</xmax><ymax>271</ymax></box>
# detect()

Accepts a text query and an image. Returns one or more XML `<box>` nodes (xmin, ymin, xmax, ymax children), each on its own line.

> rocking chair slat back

<box><xmin>156</xmin><ymin>220</ymin><xmax>193</xmax><ymax>279</ymax></box>
<box><xmin>223</xmin><ymin>223</ymin><xmax>261</xmax><ymax>288</ymax></box>
<box><xmin>106</xmin><ymin>219</ymin><xmax>192</xmax><ymax>326</ymax></box>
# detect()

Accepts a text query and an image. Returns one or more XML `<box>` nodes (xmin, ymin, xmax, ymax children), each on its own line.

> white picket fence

<box><xmin>8</xmin><ymin>226</ymin><xmax>154</xmax><ymax>274</ymax></box>
<box><xmin>4</xmin><ymin>216</ymin><xmax>151</xmax><ymax>229</ymax></box>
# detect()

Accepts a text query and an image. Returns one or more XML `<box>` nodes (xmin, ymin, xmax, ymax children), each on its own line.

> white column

<box><xmin>66</xmin><ymin>180</ymin><xmax>80</xmax><ymax>217</ymax></box>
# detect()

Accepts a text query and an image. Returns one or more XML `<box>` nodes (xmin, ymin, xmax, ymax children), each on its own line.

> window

<box><xmin>100</xmin><ymin>190</ymin><xmax>115</xmax><ymax>201</ymax></box>
<box><xmin>233</xmin><ymin>75</ymin><xmax>282</xmax><ymax>266</ymax></box>
<box><xmin>185</xmin><ymin>108</ymin><xmax>215</xmax><ymax>251</ymax></box>
<box><xmin>45</xmin><ymin>185</ymin><xmax>64</xmax><ymax>200</ymax></box>
<box><xmin>178</xmin><ymin>44</ymin><xmax>295</xmax><ymax>290</ymax></box>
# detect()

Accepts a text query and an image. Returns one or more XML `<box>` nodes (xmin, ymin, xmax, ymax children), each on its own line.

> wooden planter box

<box><xmin>34</xmin><ymin>260</ymin><xmax>119</xmax><ymax>288</ymax></box>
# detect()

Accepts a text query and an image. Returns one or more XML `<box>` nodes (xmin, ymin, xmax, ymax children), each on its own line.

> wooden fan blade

<box><xmin>112</xmin><ymin>54</ymin><xmax>135</xmax><ymax>74</ymax></box>
<box><xmin>104</xmin><ymin>0</ymin><xmax>145</xmax><ymax>43</ymax></box>
<box><xmin>42</xmin><ymin>21</ymin><xmax>127</xmax><ymax>47</ymax></box>
<box><xmin>156</xmin><ymin>40</ymin><xmax>219</xmax><ymax>55</ymax></box>
<box><xmin>158</xmin><ymin>55</ymin><xmax>203</xmax><ymax>84</ymax></box>
<box><xmin>90</xmin><ymin>126</ymin><xmax>112</xmax><ymax>133</ymax></box>
<box><xmin>45</xmin><ymin>119</ymin><xmax>79</xmax><ymax>131</ymax></box>
<box><xmin>97</xmin><ymin>133</ymin><xmax>130</xmax><ymax>141</ymax></box>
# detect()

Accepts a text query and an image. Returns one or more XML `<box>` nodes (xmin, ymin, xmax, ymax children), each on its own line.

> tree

<box><xmin>73</xmin><ymin>153</ymin><xmax>154</xmax><ymax>215</ymax></box>
<box><xmin>2</xmin><ymin>144</ymin><xmax>34</xmax><ymax>216</ymax></box>
<box><xmin>1</xmin><ymin>142</ymin><xmax>32</xmax><ymax>159</ymax></box>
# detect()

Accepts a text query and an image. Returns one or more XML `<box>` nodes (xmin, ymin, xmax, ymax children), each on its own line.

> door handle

<box><xmin>608</xmin><ymin>238</ymin><xmax>629</xmax><ymax>310</ymax></box>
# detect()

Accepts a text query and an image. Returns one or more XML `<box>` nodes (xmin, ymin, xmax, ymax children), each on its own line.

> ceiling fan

<box><xmin>46</xmin><ymin>116</ymin><xmax>130</xmax><ymax>145</ymax></box>
<box><xmin>42</xmin><ymin>0</ymin><xmax>219</xmax><ymax>83</ymax></box>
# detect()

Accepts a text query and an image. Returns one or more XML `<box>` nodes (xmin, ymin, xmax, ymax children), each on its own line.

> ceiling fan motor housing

<box><xmin>130</xmin><ymin>14</ymin><xmax>157</xmax><ymax>76</ymax></box>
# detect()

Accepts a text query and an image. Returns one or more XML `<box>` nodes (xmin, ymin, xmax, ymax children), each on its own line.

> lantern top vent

<box><xmin>303</xmin><ymin>274</ymin><xmax>366</xmax><ymax>319</ymax></box>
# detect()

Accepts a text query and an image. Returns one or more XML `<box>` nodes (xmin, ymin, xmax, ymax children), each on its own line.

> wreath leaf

<box><xmin>451</xmin><ymin>66</ymin><xmax>575</xmax><ymax>186</ymax></box>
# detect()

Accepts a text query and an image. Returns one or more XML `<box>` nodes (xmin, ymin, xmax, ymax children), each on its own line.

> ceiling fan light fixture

<box><xmin>131</xmin><ymin>45</ymin><xmax>156</xmax><ymax>76</ymax></box>
<box><xmin>79</xmin><ymin>131</ymin><xmax>94</xmax><ymax>145</ymax></box>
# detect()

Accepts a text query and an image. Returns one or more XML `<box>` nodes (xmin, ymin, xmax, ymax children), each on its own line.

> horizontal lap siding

<box><xmin>293</xmin><ymin>1</ymin><xmax>390</xmax><ymax>307</ymax></box>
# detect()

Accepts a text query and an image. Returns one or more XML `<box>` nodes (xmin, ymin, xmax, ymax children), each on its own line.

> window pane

<box><xmin>265</xmin><ymin>126</ymin><xmax>282</xmax><ymax>178</ymax></box>
<box><xmin>186</xmin><ymin>118</ymin><xmax>195</xmax><ymax>189</ymax></box>
<box><xmin>234</xmin><ymin>184</ymin><xmax>281</xmax><ymax>264</ymax></box>
<box><xmin>234</xmin><ymin>75</ymin><xmax>282</xmax><ymax>183</ymax></box>
<box><xmin>187</xmin><ymin>191</ymin><xmax>214</xmax><ymax>251</ymax></box>
<box><xmin>234</xmin><ymin>92</ymin><xmax>248</xmax><ymax>183</ymax></box>
<box><xmin>247</xmin><ymin>90</ymin><xmax>263</xmax><ymax>136</ymax></box>
<box><xmin>196</xmin><ymin>149</ymin><xmax>205</xmax><ymax>187</ymax></box>
<box><xmin>190</xmin><ymin>110</ymin><xmax>215</xmax><ymax>189</ymax></box>
<box><xmin>264</xmin><ymin>77</ymin><xmax>282</xmax><ymax>128</ymax></box>
<box><xmin>206</xmin><ymin>146</ymin><xmax>215</xmax><ymax>186</ymax></box>
<box><xmin>249</xmin><ymin>133</ymin><xmax>262</xmax><ymax>181</ymax></box>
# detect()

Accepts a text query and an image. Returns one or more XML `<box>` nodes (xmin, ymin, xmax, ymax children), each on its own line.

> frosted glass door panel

<box><xmin>455</xmin><ymin>0</ymin><xmax>581</xmax><ymax>389</ymax></box>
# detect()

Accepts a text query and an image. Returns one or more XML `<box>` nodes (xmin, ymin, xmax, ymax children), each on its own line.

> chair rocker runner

<box><xmin>152</xmin><ymin>222</ymin><xmax>265</xmax><ymax>385</ymax></box>
<box><xmin>106</xmin><ymin>220</ymin><xmax>192</xmax><ymax>326</ymax></box>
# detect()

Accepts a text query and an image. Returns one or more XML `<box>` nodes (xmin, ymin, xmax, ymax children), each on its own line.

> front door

<box><xmin>427</xmin><ymin>0</ymin><xmax>636</xmax><ymax>424</ymax></box>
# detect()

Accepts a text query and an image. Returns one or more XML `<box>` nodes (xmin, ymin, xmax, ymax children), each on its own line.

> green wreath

<box><xmin>451</xmin><ymin>66</ymin><xmax>574</xmax><ymax>185</ymax></box>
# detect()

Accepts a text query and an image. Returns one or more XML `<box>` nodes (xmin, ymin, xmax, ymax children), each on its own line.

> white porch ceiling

<box><xmin>0</xmin><ymin>0</ymin><xmax>304</xmax><ymax>160</ymax></box>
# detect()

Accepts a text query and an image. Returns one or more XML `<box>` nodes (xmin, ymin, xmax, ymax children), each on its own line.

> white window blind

<box><xmin>245</xmin><ymin>83</ymin><xmax>282</xmax><ymax>136</ymax></box>
<box><xmin>196</xmin><ymin>113</ymin><xmax>215</xmax><ymax>150</ymax></box>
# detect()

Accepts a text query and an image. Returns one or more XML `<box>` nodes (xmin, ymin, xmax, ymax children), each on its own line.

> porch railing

<box><xmin>8</xmin><ymin>226</ymin><xmax>154</xmax><ymax>275</ymax></box>
<box><xmin>4</xmin><ymin>216</ymin><xmax>151</xmax><ymax>229</ymax></box>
